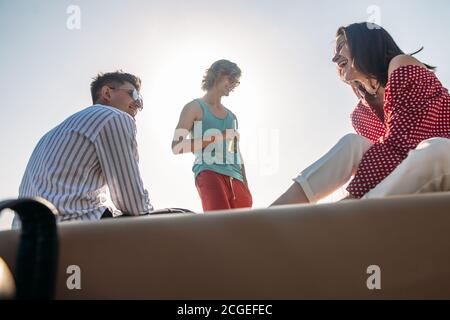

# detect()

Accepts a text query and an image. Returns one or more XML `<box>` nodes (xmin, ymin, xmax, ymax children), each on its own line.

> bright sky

<box><xmin>1</xmin><ymin>0</ymin><xmax>449</xmax><ymax>229</ymax></box>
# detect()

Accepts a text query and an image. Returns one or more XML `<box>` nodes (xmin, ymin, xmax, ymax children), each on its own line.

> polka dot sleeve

<box><xmin>351</xmin><ymin>101</ymin><xmax>385</xmax><ymax>143</ymax></box>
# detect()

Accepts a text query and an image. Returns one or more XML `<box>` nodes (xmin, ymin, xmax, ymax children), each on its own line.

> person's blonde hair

<box><xmin>201</xmin><ymin>60</ymin><xmax>241</xmax><ymax>91</ymax></box>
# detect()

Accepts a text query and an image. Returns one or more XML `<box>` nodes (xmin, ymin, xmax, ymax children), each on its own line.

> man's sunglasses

<box><xmin>108</xmin><ymin>86</ymin><xmax>144</xmax><ymax>111</ymax></box>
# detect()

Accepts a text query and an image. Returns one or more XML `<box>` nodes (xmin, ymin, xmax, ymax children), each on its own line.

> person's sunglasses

<box><xmin>108</xmin><ymin>86</ymin><xmax>144</xmax><ymax>111</ymax></box>
<box><xmin>228</xmin><ymin>76</ymin><xmax>240</xmax><ymax>90</ymax></box>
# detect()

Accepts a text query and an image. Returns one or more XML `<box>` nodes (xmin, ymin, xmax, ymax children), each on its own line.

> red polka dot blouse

<box><xmin>347</xmin><ymin>65</ymin><xmax>450</xmax><ymax>198</ymax></box>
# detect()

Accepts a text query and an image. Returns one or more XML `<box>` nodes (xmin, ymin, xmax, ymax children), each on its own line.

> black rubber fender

<box><xmin>0</xmin><ymin>198</ymin><xmax>58</xmax><ymax>300</ymax></box>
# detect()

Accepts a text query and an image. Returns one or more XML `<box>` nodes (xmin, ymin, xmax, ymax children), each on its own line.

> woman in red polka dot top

<box><xmin>272</xmin><ymin>22</ymin><xmax>450</xmax><ymax>206</ymax></box>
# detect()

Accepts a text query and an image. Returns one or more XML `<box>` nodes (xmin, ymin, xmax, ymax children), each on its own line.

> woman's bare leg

<box><xmin>271</xmin><ymin>182</ymin><xmax>309</xmax><ymax>206</ymax></box>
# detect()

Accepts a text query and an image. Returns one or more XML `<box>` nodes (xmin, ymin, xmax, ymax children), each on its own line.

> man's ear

<box><xmin>100</xmin><ymin>85</ymin><xmax>112</xmax><ymax>103</ymax></box>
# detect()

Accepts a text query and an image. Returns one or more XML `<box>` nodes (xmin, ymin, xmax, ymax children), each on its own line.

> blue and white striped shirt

<box><xmin>17</xmin><ymin>104</ymin><xmax>153</xmax><ymax>223</ymax></box>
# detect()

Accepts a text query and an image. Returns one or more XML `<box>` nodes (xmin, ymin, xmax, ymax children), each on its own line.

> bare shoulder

<box><xmin>181</xmin><ymin>100</ymin><xmax>202</xmax><ymax>119</ymax></box>
<box><xmin>388</xmin><ymin>55</ymin><xmax>427</xmax><ymax>78</ymax></box>
<box><xmin>227</xmin><ymin>108</ymin><xmax>237</xmax><ymax>121</ymax></box>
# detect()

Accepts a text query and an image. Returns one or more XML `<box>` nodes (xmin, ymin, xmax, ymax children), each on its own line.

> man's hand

<box><xmin>213</xmin><ymin>129</ymin><xmax>240</xmax><ymax>142</ymax></box>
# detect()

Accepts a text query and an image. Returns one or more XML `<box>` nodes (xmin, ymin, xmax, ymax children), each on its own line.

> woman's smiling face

<box><xmin>333</xmin><ymin>34</ymin><xmax>353</xmax><ymax>81</ymax></box>
<box><xmin>332</xmin><ymin>33</ymin><xmax>380</xmax><ymax>98</ymax></box>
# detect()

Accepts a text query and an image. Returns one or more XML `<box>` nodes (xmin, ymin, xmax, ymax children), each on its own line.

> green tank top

<box><xmin>191</xmin><ymin>99</ymin><xmax>244</xmax><ymax>181</ymax></box>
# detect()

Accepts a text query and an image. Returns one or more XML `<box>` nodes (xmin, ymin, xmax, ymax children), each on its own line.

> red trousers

<box><xmin>195</xmin><ymin>170</ymin><xmax>253</xmax><ymax>212</ymax></box>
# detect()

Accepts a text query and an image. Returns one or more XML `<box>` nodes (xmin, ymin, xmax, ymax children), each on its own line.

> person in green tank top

<box><xmin>171</xmin><ymin>60</ymin><xmax>253</xmax><ymax>212</ymax></box>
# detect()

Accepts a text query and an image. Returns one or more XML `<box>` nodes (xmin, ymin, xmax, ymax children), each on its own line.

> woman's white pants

<box><xmin>294</xmin><ymin>134</ymin><xmax>450</xmax><ymax>203</ymax></box>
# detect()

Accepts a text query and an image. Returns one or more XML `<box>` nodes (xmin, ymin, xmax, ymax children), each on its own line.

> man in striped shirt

<box><xmin>14</xmin><ymin>71</ymin><xmax>153</xmax><ymax>225</ymax></box>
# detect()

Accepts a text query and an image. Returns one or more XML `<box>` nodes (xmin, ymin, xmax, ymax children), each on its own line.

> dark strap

<box><xmin>0</xmin><ymin>198</ymin><xmax>58</xmax><ymax>300</ymax></box>
<box><xmin>150</xmin><ymin>208</ymin><xmax>195</xmax><ymax>215</ymax></box>
<box><xmin>101</xmin><ymin>208</ymin><xmax>114</xmax><ymax>219</ymax></box>
<box><xmin>118</xmin><ymin>208</ymin><xmax>195</xmax><ymax>217</ymax></box>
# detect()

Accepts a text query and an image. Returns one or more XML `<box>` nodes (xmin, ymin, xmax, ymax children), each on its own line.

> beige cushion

<box><xmin>1</xmin><ymin>192</ymin><xmax>450</xmax><ymax>299</ymax></box>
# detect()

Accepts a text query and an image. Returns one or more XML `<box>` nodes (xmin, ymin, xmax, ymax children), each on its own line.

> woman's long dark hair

<box><xmin>337</xmin><ymin>22</ymin><xmax>435</xmax><ymax>87</ymax></box>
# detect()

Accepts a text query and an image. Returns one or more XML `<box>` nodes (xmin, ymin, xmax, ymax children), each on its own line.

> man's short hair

<box><xmin>90</xmin><ymin>71</ymin><xmax>142</xmax><ymax>104</ymax></box>
<box><xmin>201</xmin><ymin>60</ymin><xmax>241</xmax><ymax>91</ymax></box>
